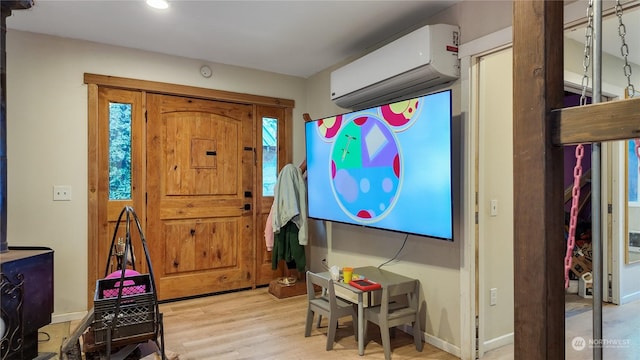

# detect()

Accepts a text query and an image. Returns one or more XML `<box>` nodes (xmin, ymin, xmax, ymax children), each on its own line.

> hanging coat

<box><xmin>272</xmin><ymin>164</ymin><xmax>308</xmax><ymax>246</ymax></box>
<box><xmin>270</xmin><ymin>164</ymin><xmax>308</xmax><ymax>271</ymax></box>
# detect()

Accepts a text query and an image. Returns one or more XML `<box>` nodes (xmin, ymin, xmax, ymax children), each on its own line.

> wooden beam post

<box><xmin>513</xmin><ymin>1</ymin><xmax>565</xmax><ymax>358</ymax></box>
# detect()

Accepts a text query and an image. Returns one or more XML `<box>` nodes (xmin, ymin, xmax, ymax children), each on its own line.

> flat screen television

<box><xmin>305</xmin><ymin>90</ymin><xmax>453</xmax><ymax>240</ymax></box>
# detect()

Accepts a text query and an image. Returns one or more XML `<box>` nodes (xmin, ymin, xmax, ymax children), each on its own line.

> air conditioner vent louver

<box><xmin>331</xmin><ymin>24</ymin><xmax>460</xmax><ymax>109</ymax></box>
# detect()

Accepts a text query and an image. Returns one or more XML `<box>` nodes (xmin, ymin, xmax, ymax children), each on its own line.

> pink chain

<box><xmin>564</xmin><ymin>144</ymin><xmax>584</xmax><ymax>288</ymax></box>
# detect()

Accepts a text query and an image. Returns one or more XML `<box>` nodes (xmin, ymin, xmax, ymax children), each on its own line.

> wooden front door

<box><xmin>87</xmin><ymin>74</ymin><xmax>294</xmax><ymax>305</ymax></box>
<box><xmin>146</xmin><ymin>93</ymin><xmax>255</xmax><ymax>300</ymax></box>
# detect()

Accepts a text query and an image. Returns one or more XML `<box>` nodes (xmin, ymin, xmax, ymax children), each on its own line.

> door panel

<box><xmin>163</xmin><ymin>219</ymin><xmax>238</xmax><ymax>274</ymax></box>
<box><xmin>146</xmin><ymin>93</ymin><xmax>254</xmax><ymax>300</ymax></box>
<box><xmin>90</xmin><ymin>88</ymin><xmax>146</xmax><ymax>307</ymax></box>
<box><xmin>164</xmin><ymin>112</ymin><xmax>239</xmax><ymax>195</ymax></box>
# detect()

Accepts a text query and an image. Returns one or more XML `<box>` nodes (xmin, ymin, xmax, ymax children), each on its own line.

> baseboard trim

<box><xmin>424</xmin><ymin>332</ymin><xmax>461</xmax><ymax>358</ymax></box>
<box><xmin>399</xmin><ymin>324</ymin><xmax>461</xmax><ymax>358</ymax></box>
<box><xmin>483</xmin><ymin>332</ymin><xmax>514</xmax><ymax>353</ymax></box>
<box><xmin>52</xmin><ymin>311</ymin><xmax>88</xmax><ymax>324</ymax></box>
<box><xmin>620</xmin><ymin>290</ymin><xmax>640</xmax><ymax>305</ymax></box>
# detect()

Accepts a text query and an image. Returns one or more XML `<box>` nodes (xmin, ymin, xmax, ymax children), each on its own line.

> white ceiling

<box><xmin>5</xmin><ymin>0</ymin><xmax>639</xmax><ymax>79</ymax></box>
<box><xmin>5</xmin><ymin>0</ymin><xmax>460</xmax><ymax>78</ymax></box>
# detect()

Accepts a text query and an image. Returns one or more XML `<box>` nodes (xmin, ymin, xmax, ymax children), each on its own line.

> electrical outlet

<box><xmin>490</xmin><ymin>288</ymin><xmax>498</xmax><ymax>306</ymax></box>
<box><xmin>53</xmin><ymin>185</ymin><xmax>72</xmax><ymax>201</ymax></box>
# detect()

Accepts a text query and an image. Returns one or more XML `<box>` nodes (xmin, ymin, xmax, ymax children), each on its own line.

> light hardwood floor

<box><xmin>482</xmin><ymin>295</ymin><xmax>640</xmax><ymax>359</ymax></box>
<box><xmin>159</xmin><ymin>287</ymin><xmax>458</xmax><ymax>360</ymax></box>
<box><xmin>56</xmin><ymin>289</ymin><xmax>639</xmax><ymax>359</ymax></box>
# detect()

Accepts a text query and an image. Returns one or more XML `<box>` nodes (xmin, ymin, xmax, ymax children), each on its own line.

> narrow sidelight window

<box><xmin>109</xmin><ymin>102</ymin><xmax>132</xmax><ymax>200</ymax></box>
<box><xmin>262</xmin><ymin>117</ymin><xmax>278</xmax><ymax>196</ymax></box>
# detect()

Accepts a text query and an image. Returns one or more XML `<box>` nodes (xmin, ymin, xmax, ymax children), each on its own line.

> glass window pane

<box><xmin>263</xmin><ymin>117</ymin><xmax>278</xmax><ymax>196</ymax></box>
<box><xmin>109</xmin><ymin>102</ymin><xmax>132</xmax><ymax>200</ymax></box>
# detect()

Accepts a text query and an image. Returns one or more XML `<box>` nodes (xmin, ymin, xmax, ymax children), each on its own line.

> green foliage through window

<box><xmin>263</xmin><ymin>117</ymin><xmax>278</xmax><ymax>196</ymax></box>
<box><xmin>109</xmin><ymin>102</ymin><xmax>132</xmax><ymax>200</ymax></box>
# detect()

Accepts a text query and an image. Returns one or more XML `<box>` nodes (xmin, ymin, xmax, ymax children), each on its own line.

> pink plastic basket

<box><xmin>102</xmin><ymin>269</ymin><xmax>146</xmax><ymax>298</ymax></box>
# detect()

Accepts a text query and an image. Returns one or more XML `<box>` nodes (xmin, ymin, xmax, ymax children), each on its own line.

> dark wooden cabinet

<box><xmin>1</xmin><ymin>247</ymin><xmax>54</xmax><ymax>360</ymax></box>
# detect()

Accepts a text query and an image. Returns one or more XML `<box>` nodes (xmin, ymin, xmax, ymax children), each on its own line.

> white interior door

<box><xmin>476</xmin><ymin>46</ymin><xmax>515</xmax><ymax>357</ymax></box>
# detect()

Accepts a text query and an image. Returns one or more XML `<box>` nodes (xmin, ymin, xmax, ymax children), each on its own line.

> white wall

<box><xmin>6</xmin><ymin>30</ymin><xmax>307</xmax><ymax>321</ymax></box>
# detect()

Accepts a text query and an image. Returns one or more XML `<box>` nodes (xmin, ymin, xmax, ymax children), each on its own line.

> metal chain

<box><xmin>615</xmin><ymin>0</ymin><xmax>635</xmax><ymax>98</ymax></box>
<box><xmin>580</xmin><ymin>0</ymin><xmax>594</xmax><ymax>106</ymax></box>
<box><xmin>565</xmin><ymin>0</ymin><xmax>594</xmax><ymax>289</ymax></box>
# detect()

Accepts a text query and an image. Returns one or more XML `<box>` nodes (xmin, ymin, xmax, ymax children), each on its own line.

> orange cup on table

<box><xmin>342</xmin><ymin>267</ymin><xmax>354</xmax><ymax>283</ymax></box>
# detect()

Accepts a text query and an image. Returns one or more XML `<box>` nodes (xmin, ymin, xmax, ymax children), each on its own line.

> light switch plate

<box><xmin>490</xmin><ymin>199</ymin><xmax>498</xmax><ymax>217</ymax></box>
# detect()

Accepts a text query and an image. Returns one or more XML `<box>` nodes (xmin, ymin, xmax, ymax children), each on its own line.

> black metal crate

<box><xmin>92</xmin><ymin>274</ymin><xmax>156</xmax><ymax>345</ymax></box>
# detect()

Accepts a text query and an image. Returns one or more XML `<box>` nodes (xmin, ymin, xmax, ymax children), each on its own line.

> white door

<box><xmin>476</xmin><ymin>47</ymin><xmax>515</xmax><ymax>357</ymax></box>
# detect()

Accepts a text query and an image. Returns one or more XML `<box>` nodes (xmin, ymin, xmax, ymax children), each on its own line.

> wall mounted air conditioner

<box><xmin>330</xmin><ymin>23</ymin><xmax>460</xmax><ymax>109</ymax></box>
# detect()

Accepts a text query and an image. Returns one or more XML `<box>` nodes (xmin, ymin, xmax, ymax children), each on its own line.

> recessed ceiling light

<box><xmin>146</xmin><ymin>0</ymin><xmax>169</xmax><ymax>10</ymax></box>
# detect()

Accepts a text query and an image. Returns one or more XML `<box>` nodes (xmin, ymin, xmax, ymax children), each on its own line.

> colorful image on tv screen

<box><xmin>305</xmin><ymin>90</ymin><xmax>453</xmax><ymax>240</ymax></box>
